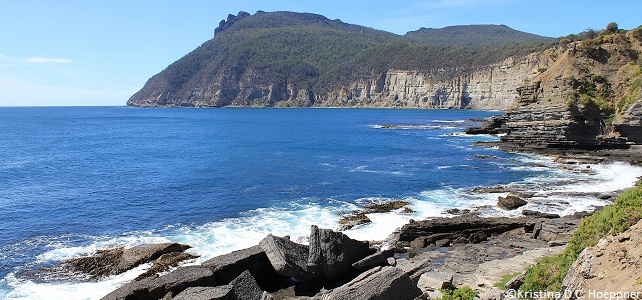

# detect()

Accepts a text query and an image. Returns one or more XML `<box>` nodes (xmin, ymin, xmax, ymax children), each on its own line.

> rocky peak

<box><xmin>214</xmin><ymin>11</ymin><xmax>250</xmax><ymax>36</ymax></box>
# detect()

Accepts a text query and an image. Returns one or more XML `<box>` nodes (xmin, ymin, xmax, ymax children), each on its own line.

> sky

<box><xmin>1</xmin><ymin>0</ymin><xmax>641</xmax><ymax>106</ymax></box>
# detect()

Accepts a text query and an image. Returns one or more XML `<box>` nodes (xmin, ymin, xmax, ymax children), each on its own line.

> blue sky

<box><xmin>1</xmin><ymin>0</ymin><xmax>640</xmax><ymax>106</ymax></box>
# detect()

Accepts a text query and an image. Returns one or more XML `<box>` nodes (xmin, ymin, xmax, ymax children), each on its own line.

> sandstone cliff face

<box><xmin>128</xmin><ymin>53</ymin><xmax>550</xmax><ymax>110</ymax></box>
<box><xmin>313</xmin><ymin>53</ymin><xmax>546</xmax><ymax>110</ymax></box>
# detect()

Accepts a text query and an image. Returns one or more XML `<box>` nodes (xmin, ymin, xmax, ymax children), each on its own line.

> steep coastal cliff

<box><xmin>126</xmin><ymin>11</ymin><xmax>552</xmax><ymax>109</ymax></box>
<box><xmin>315</xmin><ymin>53</ymin><xmax>549</xmax><ymax>110</ymax></box>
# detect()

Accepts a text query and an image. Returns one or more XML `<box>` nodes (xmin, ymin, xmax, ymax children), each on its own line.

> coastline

<box><xmin>3</xmin><ymin>111</ymin><xmax>642</xmax><ymax>299</ymax></box>
<box><xmin>67</xmin><ymin>139</ymin><xmax>642</xmax><ymax>298</ymax></box>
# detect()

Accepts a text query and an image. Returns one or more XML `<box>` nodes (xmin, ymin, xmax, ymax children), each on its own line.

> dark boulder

<box><xmin>307</xmin><ymin>225</ymin><xmax>373</xmax><ymax>282</ymax></box>
<box><xmin>323</xmin><ymin>266</ymin><xmax>422</xmax><ymax>300</ymax></box>
<box><xmin>258</xmin><ymin>234</ymin><xmax>314</xmax><ymax>283</ymax></box>
<box><xmin>497</xmin><ymin>194</ymin><xmax>528</xmax><ymax>210</ymax></box>
<box><xmin>202</xmin><ymin>245</ymin><xmax>281</xmax><ymax>285</ymax></box>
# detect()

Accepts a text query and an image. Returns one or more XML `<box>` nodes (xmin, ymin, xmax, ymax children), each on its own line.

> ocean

<box><xmin>0</xmin><ymin>107</ymin><xmax>640</xmax><ymax>299</ymax></box>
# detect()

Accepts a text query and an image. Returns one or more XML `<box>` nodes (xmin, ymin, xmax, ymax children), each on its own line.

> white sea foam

<box><xmin>1</xmin><ymin>201</ymin><xmax>347</xmax><ymax>300</ymax></box>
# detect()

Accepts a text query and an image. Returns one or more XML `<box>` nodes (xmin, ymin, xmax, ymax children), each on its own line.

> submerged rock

<box><xmin>66</xmin><ymin>243</ymin><xmax>192</xmax><ymax>279</ymax></box>
<box><xmin>337</xmin><ymin>200</ymin><xmax>412</xmax><ymax>231</ymax></box>
<box><xmin>136</xmin><ymin>252</ymin><xmax>199</xmax><ymax>281</ymax></box>
<box><xmin>337</xmin><ymin>212</ymin><xmax>371</xmax><ymax>231</ymax></box>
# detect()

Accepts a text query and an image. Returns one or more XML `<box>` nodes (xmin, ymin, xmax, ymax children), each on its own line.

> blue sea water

<box><xmin>0</xmin><ymin>107</ymin><xmax>640</xmax><ymax>299</ymax></box>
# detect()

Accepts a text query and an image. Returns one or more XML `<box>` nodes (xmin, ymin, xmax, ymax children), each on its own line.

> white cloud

<box><xmin>25</xmin><ymin>57</ymin><xmax>74</xmax><ymax>64</ymax></box>
<box><xmin>0</xmin><ymin>73</ymin><xmax>136</xmax><ymax>106</ymax></box>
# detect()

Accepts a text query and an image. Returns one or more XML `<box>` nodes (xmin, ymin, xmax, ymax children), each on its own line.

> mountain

<box><xmin>404</xmin><ymin>25</ymin><xmax>553</xmax><ymax>47</ymax></box>
<box><xmin>127</xmin><ymin>11</ymin><xmax>552</xmax><ymax>108</ymax></box>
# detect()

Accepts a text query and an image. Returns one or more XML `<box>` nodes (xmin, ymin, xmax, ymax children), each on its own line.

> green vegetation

<box><xmin>436</xmin><ymin>286</ymin><xmax>478</xmax><ymax>300</ymax></box>
<box><xmin>567</xmin><ymin>75</ymin><xmax>614</xmax><ymax>115</ymax></box>
<box><xmin>494</xmin><ymin>271</ymin><xmax>523</xmax><ymax>289</ymax></box>
<box><xmin>617</xmin><ymin>64</ymin><xmax>642</xmax><ymax>112</ymax></box>
<box><xmin>520</xmin><ymin>182</ymin><xmax>642</xmax><ymax>292</ymax></box>
<box><xmin>404</xmin><ymin>25</ymin><xmax>553</xmax><ymax>47</ymax></box>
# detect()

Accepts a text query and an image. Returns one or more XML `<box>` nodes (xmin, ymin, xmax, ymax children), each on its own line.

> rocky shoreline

<box><xmin>59</xmin><ymin>212</ymin><xmax>585</xmax><ymax>299</ymax></box>
<box><xmin>44</xmin><ymin>135</ymin><xmax>642</xmax><ymax>299</ymax></box>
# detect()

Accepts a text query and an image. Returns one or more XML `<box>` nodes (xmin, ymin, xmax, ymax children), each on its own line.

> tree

<box><xmin>606</xmin><ymin>22</ymin><xmax>619</xmax><ymax>33</ymax></box>
<box><xmin>578</xmin><ymin>29</ymin><xmax>597</xmax><ymax>40</ymax></box>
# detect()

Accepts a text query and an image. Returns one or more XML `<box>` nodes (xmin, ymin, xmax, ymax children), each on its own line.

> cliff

<box><xmin>126</xmin><ymin>11</ymin><xmax>553</xmax><ymax>109</ymax></box>
<box><xmin>313</xmin><ymin>53</ymin><xmax>550</xmax><ymax>110</ymax></box>
<box><xmin>472</xmin><ymin>28</ymin><xmax>642</xmax><ymax>148</ymax></box>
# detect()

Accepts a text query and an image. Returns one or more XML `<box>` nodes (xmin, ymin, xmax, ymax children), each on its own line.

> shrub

<box><xmin>632</xmin><ymin>27</ymin><xmax>642</xmax><ymax>42</ymax></box>
<box><xmin>578</xmin><ymin>29</ymin><xmax>597</xmax><ymax>40</ymax></box>
<box><xmin>437</xmin><ymin>286</ymin><xmax>478</xmax><ymax>300</ymax></box>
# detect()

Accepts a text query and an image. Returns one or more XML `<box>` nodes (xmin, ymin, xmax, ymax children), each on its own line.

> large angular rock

<box><xmin>67</xmin><ymin>243</ymin><xmax>192</xmax><ymax>279</ymax></box>
<box><xmin>323</xmin><ymin>266</ymin><xmax>422</xmax><ymax>300</ymax></box>
<box><xmin>497</xmin><ymin>194</ymin><xmax>528</xmax><ymax>210</ymax></box>
<box><xmin>101</xmin><ymin>265</ymin><xmax>216</xmax><ymax>300</ymax></box>
<box><xmin>202</xmin><ymin>245</ymin><xmax>281</xmax><ymax>285</ymax></box>
<box><xmin>307</xmin><ymin>225</ymin><xmax>373</xmax><ymax>282</ymax></box>
<box><xmin>258</xmin><ymin>234</ymin><xmax>314</xmax><ymax>283</ymax></box>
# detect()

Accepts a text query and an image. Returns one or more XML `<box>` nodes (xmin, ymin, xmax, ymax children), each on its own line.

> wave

<box><xmin>368</xmin><ymin>124</ymin><xmax>459</xmax><ymax>130</ymax></box>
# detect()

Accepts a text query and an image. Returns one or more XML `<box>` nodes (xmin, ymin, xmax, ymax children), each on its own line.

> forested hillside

<box><xmin>127</xmin><ymin>11</ymin><xmax>554</xmax><ymax>108</ymax></box>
